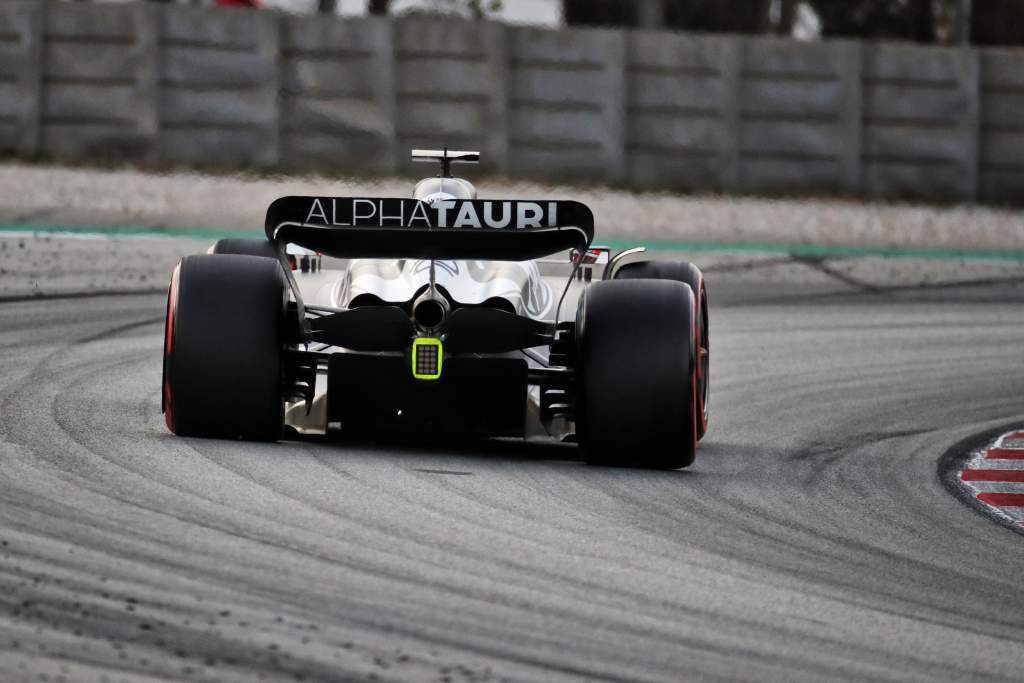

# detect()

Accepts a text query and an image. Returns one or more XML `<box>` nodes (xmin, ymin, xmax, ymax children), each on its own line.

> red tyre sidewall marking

<box><xmin>692</xmin><ymin>361</ymin><xmax>698</xmax><ymax>455</ymax></box>
<box><xmin>690</xmin><ymin>286</ymin><xmax>698</xmax><ymax>455</ymax></box>
<box><xmin>163</xmin><ymin>264</ymin><xmax>179</xmax><ymax>433</ymax></box>
<box><xmin>696</xmin><ymin>278</ymin><xmax>707</xmax><ymax>436</ymax></box>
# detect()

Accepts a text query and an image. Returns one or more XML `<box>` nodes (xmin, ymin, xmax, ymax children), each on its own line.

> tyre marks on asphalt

<box><xmin>958</xmin><ymin>431</ymin><xmax>1024</xmax><ymax>526</ymax></box>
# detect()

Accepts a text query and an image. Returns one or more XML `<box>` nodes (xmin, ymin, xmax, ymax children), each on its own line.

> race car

<box><xmin>162</xmin><ymin>149</ymin><xmax>709</xmax><ymax>469</ymax></box>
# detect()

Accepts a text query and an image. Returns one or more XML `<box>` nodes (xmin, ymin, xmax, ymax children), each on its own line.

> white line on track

<box><xmin>964</xmin><ymin>459</ymin><xmax>1024</xmax><ymax>470</ymax></box>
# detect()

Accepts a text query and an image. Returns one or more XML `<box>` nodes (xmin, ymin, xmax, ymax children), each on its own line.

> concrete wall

<box><xmin>3</xmin><ymin>1</ymin><xmax>1023</xmax><ymax>203</ymax></box>
<box><xmin>980</xmin><ymin>51</ymin><xmax>1024</xmax><ymax>203</ymax></box>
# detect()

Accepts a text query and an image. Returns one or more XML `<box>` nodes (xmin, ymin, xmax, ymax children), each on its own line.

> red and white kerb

<box><xmin>958</xmin><ymin>430</ymin><xmax>1024</xmax><ymax>527</ymax></box>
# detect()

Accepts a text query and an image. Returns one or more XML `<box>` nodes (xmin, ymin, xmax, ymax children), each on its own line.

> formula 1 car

<box><xmin>162</xmin><ymin>150</ymin><xmax>709</xmax><ymax>469</ymax></box>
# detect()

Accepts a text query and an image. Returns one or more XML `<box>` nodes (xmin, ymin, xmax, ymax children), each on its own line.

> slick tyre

<box><xmin>575</xmin><ymin>279</ymin><xmax>698</xmax><ymax>469</ymax></box>
<box><xmin>615</xmin><ymin>260</ymin><xmax>709</xmax><ymax>440</ymax></box>
<box><xmin>211</xmin><ymin>238</ymin><xmax>278</xmax><ymax>260</ymax></box>
<box><xmin>163</xmin><ymin>254</ymin><xmax>286</xmax><ymax>441</ymax></box>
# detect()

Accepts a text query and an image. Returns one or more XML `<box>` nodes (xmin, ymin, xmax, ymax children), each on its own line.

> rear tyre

<box><xmin>615</xmin><ymin>260</ymin><xmax>709</xmax><ymax>440</ymax></box>
<box><xmin>163</xmin><ymin>254</ymin><xmax>286</xmax><ymax>440</ymax></box>
<box><xmin>575</xmin><ymin>279</ymin><xmax>698</xmax><ymax>469</ymax></box>
<box><xmin>211</xmin><ymin>238</ymin><xmax>278</xmax><ymax>260</ymax></box>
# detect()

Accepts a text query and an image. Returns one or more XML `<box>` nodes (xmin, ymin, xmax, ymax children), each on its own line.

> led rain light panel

<box><xmin>412</xmin><ymin>338</ymin><xmax>443</xmax><ymax>380</ymax></box>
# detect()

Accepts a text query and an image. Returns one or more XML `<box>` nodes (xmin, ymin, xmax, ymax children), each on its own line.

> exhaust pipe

<box><xmin>412</xmin><ymin>290</ymin><xmax>449</xmax><ymax>331</ymax></box>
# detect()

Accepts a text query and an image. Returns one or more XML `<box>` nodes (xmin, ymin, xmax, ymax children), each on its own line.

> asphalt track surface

<box><xmin>2</xmin><ymin>270</ymin><xmax>1024</xmax><ymax>682</ymax></box>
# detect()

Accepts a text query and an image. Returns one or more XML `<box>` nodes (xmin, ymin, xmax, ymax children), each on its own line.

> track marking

<box><xmin>998</xmin><ymin>507</ymin><xmax>1024</xmax><ymax>522</ymax></box>
<box><xmin>4</xmin><ymin>223</ymin><xmax>1024</xmax><ymax>262</ymax></box>
<box><xmin>957</xmin><ymin>430</ymin><xmax>1024</xmax><ymax>529</ymax></box>
<box><xmin>963</xmin><ymin>459</ymin><xmax>1024</xmax><ymax>470</ymax></box>
<box><xmin>985</xmin><ymin>447</ymin><xmax>1024</xmax><ymax>460</ymax></box>
<box><xmin>960</xmin><ymin>470</ymin><xmax>1024</xmax><ymax>482</ymax></box>
<box><xmin>977</xmin><ymin>493</ymin><xmax>1024</xmax><ymax>507</ymax></box>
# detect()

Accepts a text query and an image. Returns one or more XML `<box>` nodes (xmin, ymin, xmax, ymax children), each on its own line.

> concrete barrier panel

<box><xmin>394</xmin><ymin>17</ymin><xmax>497</xmax><ymax>171</ymax></box>
<box><xmin>398</xmin><ymin>101</ymin><xmax>487</xmax><ymax>138</ymax></box>
<box><xmin>981</xmin><ymin>130</ymin><xmax>1024</xmax><ymax>167</ymax></box>
<box><xmin>627</xmin><ymin>151</ymin><xmax>720</xmax><ymax>190</ymax></box>
<box><xmin>630</xmin><ymin>73</ymin><xmax>723</xmax><ymax>112</ymax></box>
<box><xmin>160</xmin><ymin>128</ymin><xmax>268</xmax><ymax>166</ymax></box>
<box><xmin>159</xmin><ymin>5</ymin><xmax>278</xmax><ymax>166</ymax></box>
<box><xmin>982</xmin><ymin>92</ymin><xmax>1024</xmax><ymax>127</ymax></box>
<box><xmin>864</xmin><ymin>44</ymin><xmax>965</xmax><ymax>83</ymax></box>
<box><xmin>861</xmin><ymin>45</ymin><xmax>976</xmax><ymax>199</ymax></box>
<box><xmin>160</xmin><ymin>4</ymin><xmax>261</xmax><ymax>49</ymax></box>
<box><xmin>511</xmin><ymin>108</ymin><xmax>608</xmax><ymax>146</ymax></box>
<box><xmin>45</xmin><ymin>84</ymin><xmax>140</xmax><ymax>121</ymax></box>
<box><xmin>734</xmin><ymin>38</ymin><xmax>857</xmax><ymax>194</ymax></box>
<box><xmin>0</xmin><ymin>1</ymin><xmax>41</xmax><ymax>156</ymax></box>
<box><xmin>284</xmin><ymin>98</ymin><xmax>391</xmax><ymax>136</ymax></box>
<box><xmin>864</xmin><ymin>84</ymin><xmax>969</xmax><ymax>122</ymax></box>
<box><xmin>281</xmin><ymin>15</ymin><xmax>394</xmax><ymax>173</ymax></box>
<box><xmin>980</xmin><ymin>168</ymin><xmax>1024</xmax><ymax>203</ymax></box>
<box><xmin>42</xmin><ymin>123</ymin><xmax>150</xmax><ymax>160</ymax></box>
<box><xmin>0</xmin><ymin>83</ymin><xmax>20</xmax><ymax>120</ymax></box>
<box><xmin>161</xmin><ymin>89</ymin><xmax>278</xmax><ymax>127</ymax></box>
<box><xmin>283</xmin><ymin>59</ymin><xmax>375</xmax><ymax>98</ymax></box>
<box><xmin>741</xmin><ymin>120</ymin><xmax>842</xmax><ymax>158</ymax></box>
<box><xmin>283</xmin><ymin>14</ymin><xmax>386</xmax><ymax>53</ymax></box>
<box><xmin>38</xmin><ymin>2</ymin><xmax>157</xmax><ymax>162</ymax></box>
<box><xmin>980</xmin><ymin>49</ymin><xmax>1024</xmax><ymax>198</ymax></box>
<box><xmin>628</xmin><ymin>32</ymin><xmax>728</xmax><ymax>72</ymax></box>
<box><xmin>45</xmin><ymin>43</ymin><xmax>136</xmax><ymax>81</ymax></box>
<box><xmin>510</xmin><ymin>26</ymin><xmax>625</xmax><ymax>182</ymax></box>
<box><xmin>512</xmin><ymin>25</ymin><xmax>614</xmax><ymax>65</ymax></box>
<box><xmin>743</xmin><ymin>79</ymin><xmax>842</xmax><ymax>117</ymax></box>
<box><xmin>864</xmin><ymin>159</ymin><xmax>964</xmax><ymax>198</ymax></box>
<box><xmin>509</xmin><ymin>145</ymin><xmax>607</xmax><ymax>180</ymax></box>
<box><xmin>743</xmin><ymin>38</ymin><xmax>843</xmax><ymax>77</ymax></box>
<box><xmin>864</xmin><ymin>124</ymin><xmax>966</xmax><ymax>161</ymax></box>
<box><xmin>395</xmin><ymin>15</ymin><xmax>488</xmax><ymax>56</ymax></box>
<box><xmin>398</xmin><ymin>59</ymin><xmax>492</xmax><ymax>98</ymax></box>
<box><xmin>394</xmin><ymin>17</ymin><xmax>506</xmax><ymax>174</ymax></box>
<box><xmin>511</xmin><ymin>67</ymin><xmax>609</xmax><ymax>107</ymax></box>
<box><xmin>283</xmin><ymin>130</ymin><xmax>393</xmax><ymax>169</ymax></box>
<box><xmin>741</xmin><ymin>158</ymin><xmax>842</xmax><ymax>192</ymax></box>
<box><xmin>45</xmin><ymin>2</ymin><xmax>136</xmax><ymax>39</ymax></box>
<box><xmin>162</xmin><ymin>46</ymin><xmax>274</xmax><ymax>87</ymax></box>
<box><xmin>982</xmin><ymin>50</ymin><xmax>1024</xmax><ymax>89</ymax></box>
<box><xmin>626</xmin><ymin>31</ymin><xmax>734</xmax><ymax>191</ymax></box>
<box><xmin>628</xmin><ymin>114</ymin><xmax>721</xmax><ymax>151</ymax></box>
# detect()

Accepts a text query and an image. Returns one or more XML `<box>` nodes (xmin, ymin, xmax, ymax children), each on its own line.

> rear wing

<box><xmin>264</xmin><ymin>196</ymin><xmax>594</xmax><ymax>261</ymax></box>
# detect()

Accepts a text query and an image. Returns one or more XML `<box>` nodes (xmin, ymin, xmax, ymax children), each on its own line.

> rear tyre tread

<box><xmin>163</xmin><ymin>254</ymin><xmax>285</xmax><ymax>441</ymax></box>
<box><xmin>575</xmin><ymin>279</ymin><xmax>698</xmax><ymax>470</ymax></box>
<box><xmin>615</xmin><ymin>260</ymin><xmax>709</xmax><ymax>440</ymax></box>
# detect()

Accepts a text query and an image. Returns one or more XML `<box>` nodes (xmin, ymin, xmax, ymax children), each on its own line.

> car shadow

<box><xmin>291</xmin><ymin>429</ymin><xmax>578</xmax><ymax>462</ymax></box>
<box><xmin>284</xmin><ymin>429</ymin><xmax>698</xmax><ymax>477</ymax></box>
